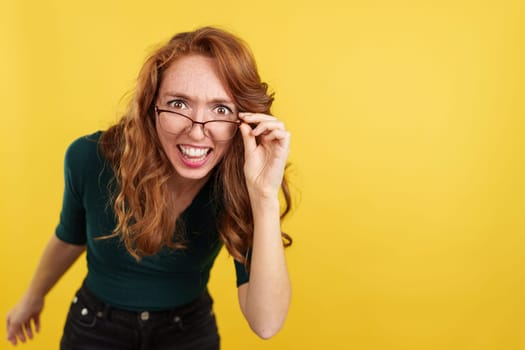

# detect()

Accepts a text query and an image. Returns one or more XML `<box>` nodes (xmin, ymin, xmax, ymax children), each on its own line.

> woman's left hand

<box><xmin>238</xmin><ymin>112</ymin><xmax>290</xmax><ymax>200</ymax></box>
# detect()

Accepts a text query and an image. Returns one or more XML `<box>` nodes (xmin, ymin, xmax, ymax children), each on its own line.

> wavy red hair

<box><xmin>99</xmin><ymin>27</ymin><xmax>292</xmax><ymax>264</ymax></box>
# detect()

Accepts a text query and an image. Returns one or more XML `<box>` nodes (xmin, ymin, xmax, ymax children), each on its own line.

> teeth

<box><xmin>179</xmin><ymin>145</ymin><xmax>209</xmax><ymax>158</ymax></box>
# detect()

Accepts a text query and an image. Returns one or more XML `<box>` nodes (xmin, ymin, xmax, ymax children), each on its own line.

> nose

<box><xmin>186</xmin><ymin>108</ymin><xmax>207</xmax><ymax>140</ymax></box>
<box><xmin>187</xmin><ymin>121</ymin><xmax>207</xmax><ymax>141</ymax></box>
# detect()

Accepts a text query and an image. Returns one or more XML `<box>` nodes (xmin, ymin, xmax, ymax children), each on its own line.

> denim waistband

<box><xmin>76</xmin><ymin>281</ymin><xmax>211</xmax><ymax>324</ymax></box>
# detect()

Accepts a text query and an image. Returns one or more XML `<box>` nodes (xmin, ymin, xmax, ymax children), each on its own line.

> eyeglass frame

<box><xmin>154</xmin><ymin>105</ymin><xmax>242</xmax><ymax>141</ymax></box>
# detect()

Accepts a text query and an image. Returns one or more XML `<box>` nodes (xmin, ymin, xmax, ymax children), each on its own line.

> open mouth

<box><xmin>178</xmin><ymin>145</ymin><xmax>212</xmax><ymax>164</ymax></box>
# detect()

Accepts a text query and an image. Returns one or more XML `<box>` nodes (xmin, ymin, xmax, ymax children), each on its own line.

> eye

<box><xmin>167</xmin><ymin>99</ymin><xmax>188</xmax><ymax>109</ymax></box>
<box><xmin>213</xmin><ymin>105</ymin><xmax>233</xmax><ymax>116</ymax></box>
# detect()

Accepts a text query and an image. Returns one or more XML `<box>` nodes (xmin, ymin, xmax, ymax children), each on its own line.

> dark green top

<box><xmin>55</xmin><ymin>131</ymin><xmax>249</xmax><ymax>311</ymax></box>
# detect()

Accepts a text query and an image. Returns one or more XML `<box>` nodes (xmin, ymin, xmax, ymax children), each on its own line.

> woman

<box><xmin>6</xmin><ymin>26</ymin><xmax>292</xmax><ymax>349</ymax></box>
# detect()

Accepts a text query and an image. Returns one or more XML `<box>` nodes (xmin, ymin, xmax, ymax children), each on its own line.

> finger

<box><xmin>15</xmin><ymin>328</ymin><xmax>27</xmax><ymax>343</ymax></box>
<box><xmin>6</xmin><ymin>319</ymin><xmax>18</xmax><ymax>342</ymax></box>
<box><xmin>251</xmin><ymin>120</ymin><xmax>285</xmax><ymax>137</ymax></box>
<box><xmin>34</xmin><ymin>314</ymin><xmax>41</xmax><ymax>333</ymax></box>
<box><xmin>260</xmin><ymin>129</ymin><xmax>291</xmax><ymax>146</ymax></box>
<box><xmin>7</xmin><ymin>334</ymin><xmax>17</xmax><ymax>346</ymax></box>
<box><xmin>6</xmin><ymin>320</ymin><xmax>12</xmax><ymax>342</ymax></box>
<box><xmin>239</xmin><ymin>123</ymin><xmax>257</xmax><ymax>154</ymax></box>
<box><xmin>6</xmin><ymin>322</ymin><xmax>18</xmax><ymax>345</ymax></box>
<box><xmin>24</xmin><ymin>321</ymin><xmax>33</xmax><ymax>339</ymax></box>
<box><xmin>239</xmin><ymin>112</ymin><xmax>278</xmax><ymax>122</ymax></box>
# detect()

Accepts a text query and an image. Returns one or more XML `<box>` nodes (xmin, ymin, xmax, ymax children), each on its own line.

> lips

<box><xmin>177</xmin><ymin>145</ymin><xmax>212</xmax><ymax>167</ymax></box>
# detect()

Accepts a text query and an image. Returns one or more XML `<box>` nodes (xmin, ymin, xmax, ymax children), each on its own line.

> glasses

<box><xmin>155</xmin><ymin>106</ymin><xmax>241</xmax><ymax>141</ymax></box>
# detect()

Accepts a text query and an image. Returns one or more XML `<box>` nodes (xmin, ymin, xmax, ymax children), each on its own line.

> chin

<box><xmin>170</xmin><ymin>154</ymin><xmax>221</xmax><ymax>182</ymax></box>
<box><xmin>173</xmin><ymin>167</ymin><xmax>214</xmax><ymax>181</ymax></box>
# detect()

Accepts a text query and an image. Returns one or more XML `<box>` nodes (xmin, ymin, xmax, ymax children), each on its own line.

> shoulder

<box><xmin>63</xmin><ymin>131</ymin><xmax>106</xmax><ymax>174</ymax></box>
<box><xmin>65</xmin><ymin>131</ymin><xmax>103</xmax><ymax>163</ymax></box>
<box><xmin>65</xmin><ymin>131</ymin><xmax>103</xmax><ymax>156</ymax></box>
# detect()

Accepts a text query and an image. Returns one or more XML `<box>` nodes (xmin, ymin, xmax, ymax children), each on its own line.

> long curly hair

<box><xmin>99</xmin><ymin>27</ymin><xmax>292</xmax><ymax>265</ymax></box>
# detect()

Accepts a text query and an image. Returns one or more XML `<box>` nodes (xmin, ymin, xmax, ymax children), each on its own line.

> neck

<box><xmin>169</xmin><ymin>173</ymin><xmax>211</xmax><ymax>200</ymax></box>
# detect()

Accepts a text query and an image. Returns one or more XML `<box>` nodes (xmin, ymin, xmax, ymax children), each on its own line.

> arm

<box><xmin>6</xmin><ymin>235</ymin><xmax>85</xmax><ymax>345</ymax></box>
<box><xmin>237</xmin><ymin>198</ymin><xmax>291</xmax><ymax>339</ymax></box>
<box><xmin>237</xmin><ymin>113</ymin><xmax>292</xmax><ymax>339</ymax></box>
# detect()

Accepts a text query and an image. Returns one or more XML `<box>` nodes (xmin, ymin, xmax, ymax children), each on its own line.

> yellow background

<box><xmin>1</xmin><ymin>0</ymin><xmax>524</xmax><ymax>349</ymax></box>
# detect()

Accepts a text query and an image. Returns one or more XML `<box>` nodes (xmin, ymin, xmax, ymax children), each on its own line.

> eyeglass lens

<box><xmin>157</xmin><ymin>109</ymin><xmax>238</xmax><ymax>141</ymax></box>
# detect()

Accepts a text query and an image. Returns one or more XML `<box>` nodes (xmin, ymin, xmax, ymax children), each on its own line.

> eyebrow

<box><xmin>163</xmin><ymin>92</ymin><xmax>235</xmax><ymax>106</ymax></box>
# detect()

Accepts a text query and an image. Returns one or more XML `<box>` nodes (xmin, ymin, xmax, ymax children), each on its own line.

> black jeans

<box><xmin>60</xmin><ymin>283</ymin><xmax>220</xmax><ymax>350</ymax></box>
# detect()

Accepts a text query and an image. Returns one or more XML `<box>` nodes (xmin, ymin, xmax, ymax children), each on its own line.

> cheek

<box><xmin>155</xmin><ymin>126</ymin><xmax>174</xmax><ymax>156</ymax></box>
<box><xmin>213</xmin><ymin>142</ymin><xmax>233</xmax><ymax>160</ymax></box>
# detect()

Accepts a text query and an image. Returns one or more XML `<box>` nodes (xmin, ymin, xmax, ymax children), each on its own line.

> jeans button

<box><xmin>81</xmin><ymin>308</ymin><xmax>89</xmax><ymax>316</ymax></box>
<box><xmin>140</xmin><ymin>311</ymin><xmax>150</xmax><ymax>321</ymax></box>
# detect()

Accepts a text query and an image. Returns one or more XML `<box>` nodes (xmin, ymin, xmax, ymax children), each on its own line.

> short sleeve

<box><xmin>55</xmin><ymin>138</ymin><xmax>88</xmax><ymax>245</ymax></box>
<box><xmin>234</xmin><ymin>257</ymin><xmax>250</xmax><ymax>287</ymax></box>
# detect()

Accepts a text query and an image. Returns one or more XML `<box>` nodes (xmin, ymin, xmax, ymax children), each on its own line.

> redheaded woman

<box><xmin>7</xmin><ymin>27</ymin><xmax>292</xmax><ymax>349</ymax></box>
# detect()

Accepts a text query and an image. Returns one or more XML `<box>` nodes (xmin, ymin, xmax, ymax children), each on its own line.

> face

<box><xmin>155</xmin><ymin>55</ymin><xmax>237</xmax><ymax>183</ymax></box>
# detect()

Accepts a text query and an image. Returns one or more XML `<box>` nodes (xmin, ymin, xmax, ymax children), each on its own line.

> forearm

<box><xmin>25</xmin><ymin>235</ymin><xmax>85</xmax><ymax>299</ymax></box>
<box><xmin>241</xmin><ymin>197</ymin><xmax>291</xmax><ymax>339</ymax></box>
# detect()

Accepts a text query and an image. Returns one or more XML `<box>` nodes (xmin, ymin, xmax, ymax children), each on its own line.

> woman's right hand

<box><xmin>5</xmin><ymin>236</ymin><xmax>85</xmax><ymax>346</ymax></box>
<box><xmin>6</xmin><ymin>294</ymin><xmax>44</xmax><ymax>345</ymax></box>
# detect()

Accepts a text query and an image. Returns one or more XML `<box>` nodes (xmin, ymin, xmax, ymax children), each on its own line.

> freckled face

<box><xmin>155</xmin><ymin>55</ymin><xmax>238</xmax><ymax>183</ymax></box>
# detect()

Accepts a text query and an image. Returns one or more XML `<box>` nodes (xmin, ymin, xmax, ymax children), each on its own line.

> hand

<box><xmin>239</xmin><ymin>112</ymin><xmax>290</xmax><ymax>200</ymax></box>
<box><xmin>6</xmin><ymin>294</ymin><xmax>44</xmax><ymax>345</ymax></box>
